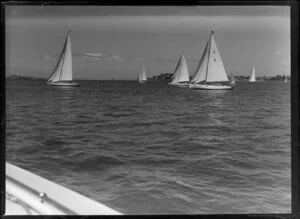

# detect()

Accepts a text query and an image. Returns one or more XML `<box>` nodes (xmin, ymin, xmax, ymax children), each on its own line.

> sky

<box><xmin>5</xmin><ymin>6</ymin><xmax>290</xmax><ymax>80</ymax></box>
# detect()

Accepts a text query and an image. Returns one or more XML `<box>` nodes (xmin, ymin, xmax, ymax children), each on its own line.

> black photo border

<box><xmin>0</xmin><ymin>0</ymin><xmax>298</xmax><ymax>219</ymax></box>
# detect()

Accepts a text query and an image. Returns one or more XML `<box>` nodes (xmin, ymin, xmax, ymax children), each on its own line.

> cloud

<box><xmin>81</xmin><ymin>52</ymin><xmax>123</xmax><ymax>61</ymax></box>
<box><xmin>47</xmin><ymin>51</ymin><xmax>182</xmax><ymax>63</ymax></box>
<box><xmin>266</xmin><ymin>50</ymin><xmax>290</xmax><ymax>62</ymax></box>
<box><xmin>43</xmin><ymin>54</ymin><xmax>55</xmax><ymax>60</ymax></box>
<box><xmin>111</xmin><ymin>55</ymin><xmax>121</xmax><ymax>60</ymax></box>
<box><xmin>135</xmin><ymin>57</ymin><xmax>146</xmax><ymax>62</ymax></box>
<box><xmin>82</xmin><ymin>53</ymin><xmax>103</xmax><ymax>61</ymax></box>
<box><xmin>83</xmin><ymin>53</ymin><xmax>103</xmax><ymax>57</ymax></box>
<box><xmin>281</xmin><ymin>59</ymin><xmax>289</xmax><ymax>65</ymax></box>
<box><xmin>275</xmin><ymin>50</ymin><xmax>282</xmax><ymax>55</ymax></box>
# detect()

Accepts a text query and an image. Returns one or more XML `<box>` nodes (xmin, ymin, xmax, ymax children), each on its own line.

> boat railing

<box><xmin>6</xmin><ymin>163</ymin><xmax>122</xmax><ymax>215</ymax></box>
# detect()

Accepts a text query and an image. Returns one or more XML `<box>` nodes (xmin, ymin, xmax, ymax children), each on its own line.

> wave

<box><xmin>42</xmin><ymin>138</ymin><xmax>73</xmax><ymax>148</ymax></box>
<box><xmin>61</xmin><ymin>155</ymin><xmax>126</xmax><ymax>172</ymax></box>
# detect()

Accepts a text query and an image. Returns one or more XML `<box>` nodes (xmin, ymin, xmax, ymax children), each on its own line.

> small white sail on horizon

<box><xmin>230</xmin><ymin>74</ymin><xmax>235</xmax><ymax>85</ymax></box>
<box><xmin>249</xmin><ymin>66</ymin><xmax>256</xmax><ymax>83</ymax></box>
<box><xmin>189</xmin><ymin>31</ymin><xmax>232</xmax><ymax>90</ymax></box>
<box><xmin>284</xmin><ymin>76</ymin><xmax>288</xmax><ymax>83</ymax></box>
<box><xmin>168</xmin><ymin>53</ymin><xmax>190</xmax><ymax>87</ymax></box>
<box><xmin>47</xmin><ymin>31</ymin><xmax>79</xmax><ymax>86</ymax></box>
<box><xmin>138</xmin><ymin>66</ymin><xmax>147</xmax><ymax>83</ymax></box>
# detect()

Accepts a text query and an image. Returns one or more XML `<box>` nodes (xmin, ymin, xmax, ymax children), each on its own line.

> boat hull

<box><xmin>47</xmin><ymin>81</ymin><xmax>79</xmax><ymax>86</ymax></box>
<box><xmin>189</xmin><ymin>83</ymin><xmax>232</xmax><ymax>90</ymax></box>
<box><xmin>168</xmin><ymin>83</ymin><xmax>189</xmax><ymax>87</ymax></box>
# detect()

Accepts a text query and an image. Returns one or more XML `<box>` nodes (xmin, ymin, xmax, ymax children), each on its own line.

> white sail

<box><xmin>205</xmin><ymin>34</ymin><xmax>229</xmax><ymax>82</ymax></box>
<box><xmin>190</xmin><ymin>41</ymin><xmax>209</xmax><ymax>84</ymax></box>
<box><xmin>231</xmin><ymin>74</ymin><xmax>235</xmax><ymax>84</ymax></box>
<box><xmin>48</xmin><ymin>31</ymin><xmax>74</xmax><ymax>83</ymax></box>
<box><xmin>169</xmin><ymin>54</ymin><xmax>190</xmax><ymax>84</ymax></box>
<box><xmin>139</xmin><ymin>66</ymin><xmax>147</xmax><ymax>83</ymax></box>
<box><xmin>249</xmin><ymin>66</ymin><xmax>256</xmax><ymax>82</ymax></box>
<box><xmin>142</xmin><ymin>67</ymin><xmax>147</xmax><ymax>81</ymax></box>
<box><xmin>171</xmin><ymin>56</ymin><xmax>181</xmax><ymax>80</ymax></box>
<box><xmin>59</xmin><ymin>35</ymin><xmax>72</xmax><ymax>81</ymax></box>
<box><xmin>169</xmin><ymin>57</ymin><xmax>181</xmax><ymax>84</ymax></box>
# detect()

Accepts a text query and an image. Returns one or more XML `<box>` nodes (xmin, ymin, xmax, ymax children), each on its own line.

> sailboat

<box><xmin>138</xmin><ymin>66</ymin><xmax>147</xmax><ymax>83</ymax></box>
<box><xmin>284</xmin><ymin>76</ymin><xmax>288</xmax><ymax>83</ymax></box>
<box><xmin>168</xmin><ymin>53</ymin><xmax>190</xmax><ymax>87</ymax></box>
<box><xmin>47</xmin><ymin>31</ymin><xmax>79</xmax><ymax>86</ymax></box>
<box><xmin>230</xmin><ymin>73</ymin><xmax>236</xmax><ymax>85</ymax></box>
<box><xmin>189</xmin><ymin>31</ymin><xmax>232</xmax><ymax>90</ymax></box>
<box><xmin>248</xmin><ymin>66</ymin><xmax>256</xmax><ymax>83</ymax></box>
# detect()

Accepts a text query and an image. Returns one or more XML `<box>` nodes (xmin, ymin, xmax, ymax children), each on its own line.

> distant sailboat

<box><xmin>248</xmin><ymin>66</ymin><xmax>256</xmax><ymax>83</ymax></box>
<box><xmin>168</xmin><ymin>53</ymin><xmax>190</xmax><ymax>87</ymax></box>
<box><xmin>47</xmin><ymin>31</ymin><xmax>79</xmax><ymax>86</ymax></box>
<box><xmin>284</xmin><ymin>77</ymin><xmax>288</xmax><ymax>83</ymax></box>
<box><xmin>230</xmin><ymin>73</ymin><xmax>236</xmax><ymax>85</ymax></box>
<box><xmin>189</xmin><ymin>31</ymin><xmax>232</xmax><ymax>90</ymax></box>
<box><xmin>138</xmin><ymin>66</ymin><xmax>147</xmax><ymax>83</ymax></box>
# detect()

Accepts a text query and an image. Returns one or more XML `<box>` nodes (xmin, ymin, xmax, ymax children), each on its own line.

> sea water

<box><xmin>6</xmin><ymin>79</ymin><xmax>291</xmax><ymax>214</ymax></box>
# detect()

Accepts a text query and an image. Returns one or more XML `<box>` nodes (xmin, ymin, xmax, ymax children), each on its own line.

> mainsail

<box><xmin>249</xmin><ymin>66</ymin><xmax>256</xmax><ymax>82</ymax></box>
<box><xmin>169</xmin><ymin>53</ymin><xmax>190</xmax><ymax>84</ymax></box>
<box><xmin>47</xmin><ymin>31</ymin><xmax>73</xmax><ymax>83</ymax></box>
<box><xmin>138</xmin><ymin>66</ymin><xmax>147</xmax><ymax>83</ymax></box>
<box><xmin>190</xmin><ymin>31</ymin><xmax>229</xmax><ymax>84</ymax></box>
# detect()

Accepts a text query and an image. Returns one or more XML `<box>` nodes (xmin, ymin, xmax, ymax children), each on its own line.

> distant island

<box><xmin>233</xmin><ymin>74</ymin><xmax>290</xmax><ymax>82</ymax></box>
<box><xmin>150</xmin><ymin>73</ymin><xmax>290</xmax><ymax>81</ymax></box>
<box><xmin>150</xmin><ymin>73</ymin><xmax>173</xmax><ymax>80</ymax></box>
<box><xmin>6</xmin><ymin>75</ymin><xmax>46</xmax><ymax>81</ymax></box>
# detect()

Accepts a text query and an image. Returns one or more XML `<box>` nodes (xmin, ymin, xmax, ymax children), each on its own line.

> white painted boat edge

<box><xmin>5</xmin><ymin>162</ymin><xmax>122</xmax><ymax>215</ymax></box>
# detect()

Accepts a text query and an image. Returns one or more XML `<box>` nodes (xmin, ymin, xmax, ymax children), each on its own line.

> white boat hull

<box><xmin>6</xmin><ymin>163</ymin><xmax>121</xmax><ymax>215</ymax></box>
<box><xmin>47</xmin><ymin>81</ymin><xmax>79</xmax><ymax>86</ymax></box>
<box><xmin>168</xmin><ymin>83</ymin><xmax>189</xmax><ymax>87</ymax></box>
<box><xmin>189</xmin><ymin>83</ymin><xmax>232</xmax><ymax>90</ymax></box>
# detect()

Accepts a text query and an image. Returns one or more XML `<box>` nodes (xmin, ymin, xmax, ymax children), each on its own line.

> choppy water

<box><xmin>6</xmin><ymin>80</ymin><xmax>291</xmax><ymax>214</ymax></box>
